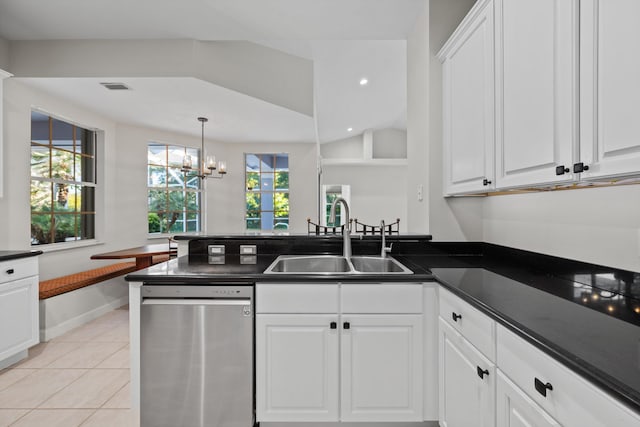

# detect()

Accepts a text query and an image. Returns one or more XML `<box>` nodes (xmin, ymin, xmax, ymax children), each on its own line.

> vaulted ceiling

<box><xmin>0</xmin><ymin>0</ymin><xmax>423</xmax><ymax>143</ymax></box>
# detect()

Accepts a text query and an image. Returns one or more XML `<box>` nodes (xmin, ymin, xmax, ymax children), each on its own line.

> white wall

<box><xmin>483</xmin><ymin>186</ymin><xmax>640</xmax><ymax>272</ymax></box>
<box><xmin>406</xmin><ymin>2</ymin><xmax>431</xmax><ymax>233</ymax></box>
<box><xmin>427</xmin><ymin>0</ymin><xmax>483</xmax><ymax>242</ymax></box>
<box><xmin>321</xmin><ymin>165</ymin><xmax>408</xmax><ymax>232</ymax></box>
<box><xmin>321</xmin><ymin>135</ymin><xmax>364</xmax><ymax>159</ymax></box>
<box><xmin>373</xmin><ymin>128</ymin><xmax>407</xmax><ymax>159</ymax></box>
<box><xmin>0</xmin><ymin>38</ymin><xmax>8</xmax><ymax>70</ymax></box>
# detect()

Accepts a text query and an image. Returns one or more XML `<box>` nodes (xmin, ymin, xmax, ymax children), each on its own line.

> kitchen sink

<box><xmin>263</xmin><ymin>255</ymin><xmax>413</xmax><ymax>275</ymax></box>
<box><xmin>264</xmin><ymin>255</ymin><xmax>352</xmax><ymax>274</ymax></box>
<box><xmin>350</xmin><ymin>256</ymin><xmax>413</xmax><ymax>274</ymax></box>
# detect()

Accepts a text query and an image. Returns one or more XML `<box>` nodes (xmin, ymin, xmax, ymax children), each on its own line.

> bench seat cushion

<box><xmin>39</xmin><ymin>262</ymin><xmax>137</xmax><ymax>299</ymax></box>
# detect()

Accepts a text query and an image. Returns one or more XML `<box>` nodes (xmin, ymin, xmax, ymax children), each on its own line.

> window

<box><xmin>30</xmin><ymin>111</ymin><xmax>97</xmax><ymax>245</ymax></box>
<box><xmin>245</xmin><ymin>154</ymin><xmax>289</xmax><ymax>230</ymax></box>
<box><xmin>147</xmin><ymin>143</ymin><xmax>202</xmax><ymax>234</ymax></box>
<box><xmin>322</xmin><ymin>184</ymin><xmax>351</xmax><ymax>226</ymax></box>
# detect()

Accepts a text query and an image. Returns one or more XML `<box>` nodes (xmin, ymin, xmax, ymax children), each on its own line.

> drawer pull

<box><xmin>330</xmin><ymin>322</ymin><xmax>337</xmax><ymax>330</ymax></box>
<box><xmin>452</xmin><ymin>312</ymin><xmax>462</xmax><ymax>322</ymax></box>
<box><xmin>535</xmin><ymin>377</ymin><xmax>553</xmax><ymax>397</ymax></box>
<box><xmin>477</xmin><ymin>366</ymin><xmax>489</xmax><ymax>379</ymax></box>
<box><xmin>6</xmin><ymin>269</ymin><xmax>14</xmax><ymax>275</ymax></box>
<box><xmin>343</xmin><ymin>322</ymin><xmax>350</xmax><ymax>330</ymax></box>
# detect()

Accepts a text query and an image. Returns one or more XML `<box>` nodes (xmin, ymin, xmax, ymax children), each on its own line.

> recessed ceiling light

<box><xmin>347</xmin><ymin>127</ymin><xmax>353</xmax><ymax>132</ymax></box>
<box><xmin>359</xmin><ymin>78</ymin><xmax>368</xmax><ymax>86</ymax></box>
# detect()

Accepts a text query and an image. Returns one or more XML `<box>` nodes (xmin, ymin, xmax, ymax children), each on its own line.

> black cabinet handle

<box><xmin>452</xmin><ymin>312</ymin><xmax>462</xmax><ymax>322</ymax></box>
<box><xmin>6</xmin><ymin>269</ymin><xmax>14</xmax><ymax>275</ymax></box>
<box><xmin>482</xmin><ymin>178</ymin><xmax>492</xmax><ymax>186</ymax></box>
<box><xmin>555</xmin><ymin>165</ymin><xmax>570</xmax><ymax>175</ymax></box>
<box><xmin>534</xmin><ymin>377</ymin><xmax>553</xmax><ymax>397</ymax></box>
<box><xmin>330</xmin><ymin>322</ymin><xmax>337</xmax><ymax>330</ymax></box>
<box><xmin>573</xmin><ymin>162</ymin><xmax>590</xmax><ymax>173</ymax></box>
<box><xmin>343</xmin><ymin>322</ymin><xmax>350</xmax><ymax>330</ymax></box>
<box><xmin>477</xmin><ymin>366</ymin><xmax>489</xmax><ymax>379</ymax></box>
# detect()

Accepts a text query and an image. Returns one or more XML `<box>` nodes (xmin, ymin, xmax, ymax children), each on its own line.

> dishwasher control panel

<box><xmin>142</xmin><ymin>284</ymin><xmax>254</xmax><ymax>299</ymax></box>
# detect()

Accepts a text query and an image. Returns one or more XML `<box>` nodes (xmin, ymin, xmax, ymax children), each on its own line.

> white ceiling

<box><xmin>0</xmin><ymin>0</ymin><xmax>422</xmax><ymax>143</ymax></box>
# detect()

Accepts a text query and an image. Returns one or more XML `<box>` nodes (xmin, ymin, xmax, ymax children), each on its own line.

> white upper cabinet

<box><xmin>439</xmin><ymin>0</ymin><xmax>495</xmax><ymax>195</ymax></box>
<box><xmin>579</xmin><ymin>0</ymin><xmax>640</xmax><ymax>179</ymax></box>
<box><xmin>494</xmin><ymin>0</ymin><xmax>579</xmax><ymax>188</ymax></box>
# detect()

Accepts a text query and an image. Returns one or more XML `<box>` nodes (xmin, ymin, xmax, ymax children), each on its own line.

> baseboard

<box><xmin>40</xmin><ymin>295</ymin><xmax>129</xmax><ymax>342</ymax></box>
<box><xmin>0</xmin><ymin>350</ymin><xmax>28</xmax><ymax>370</ymax></box>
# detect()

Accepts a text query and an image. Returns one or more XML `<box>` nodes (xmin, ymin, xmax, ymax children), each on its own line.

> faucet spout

<box><xmin>329</xmin><ymin>198</ymin><xmax>351</xmax><ymax>259</ymax></box>
<box><xmin>380</xmin><ymin>219</ymin><xmax>392</xmax><ymax>258</ymax></box>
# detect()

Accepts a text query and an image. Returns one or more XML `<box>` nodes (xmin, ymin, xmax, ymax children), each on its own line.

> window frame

<box><xmin>30</xmin><ymin>110</ymin><xmax>98</xmax><ymax>247</ymax></box>
<box><xmin>244</xmin><ymin>153</ymin><xmax>290</xmax><ymax>231</ymax></box>
<box><xmin>147</xmin><ymin>142</ymin><xmax>203</xmax><ymax>236</ymax></box>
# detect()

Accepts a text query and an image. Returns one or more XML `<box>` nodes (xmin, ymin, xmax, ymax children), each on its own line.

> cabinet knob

<box><xmin>6</xmin><ymin>269</ymin><xmax>14</xmax><ymax>275</ymax></box>
<box><xmin>482</xmin><ymin>178</ymin><xmax>492</xmax><ymax>186</ymax></box>
<box><xmin>555</xmin><ymin>165</ymin><xmax>570</xmax><ymax>175</ymax></box>
<box><xmin>330</xmin><ymin>322</ymin><xmax>337</xmax><ymax>329</ymax></box>
<box><xmin>343</xmin><ymin>322</ymin><xmax>350</xmax><ymax>330</ymax></box>
<box><xmin>573</xmin><ymin>162</ymin><xmax>590</xmax><ymax>173</ymax></box>
<box><xmin>477</xmin><ymin>366</ymin><xmax>489</xmax><ymax>379</ymax></box>
<box><xmin>534</xmin><ymin>377</ymin><xmax>553</xmax><ymax>397</ymax></box>
<box><xmin>452</xmin><ymin>312</ymin><xmax>462</xmax><ymax>322</ymax></box>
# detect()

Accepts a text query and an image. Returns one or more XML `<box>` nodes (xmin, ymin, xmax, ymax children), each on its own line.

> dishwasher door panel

<box><xmin>141</xmin><ymin>299</ymin><xmax>253</xmax><ymax>427</ymax></box>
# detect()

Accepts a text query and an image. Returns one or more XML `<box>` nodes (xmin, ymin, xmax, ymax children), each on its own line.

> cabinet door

<box><xmin>495</xmin><ymin>0</ymin><xmax>578</xmax><ymax>188</ymax></box>
<box><xmin>440</xmin><ymin>0</ymin><xmax>495</xmax><ymax>195</ymax></box>
<box><xmin>340</xmin><ymin>314</ymin><xmax>423</xmax><ymax>422</ymax></box>
<box><xmin>580</xmin><ymin>0</ymin><xmax>640</xmax><ymax>179</ymax></box>
<box><xmin>256</xmin><ymin>314</ymin><xmax>339</xmax><ymax>422</ymax></box>
<box><xmin>0</xmin><ymin>276</ymin><xmax>39</xmax><ymax>361</ymax></box>
<box><xmin>497</xmin><ymin>370</ymin><xmax>562</xmax><ymax>427</ymax></box>
<box><xmin>439</xmin><ymin>318</ymin><xmax>495</xmax><ymax>427</ymax></box>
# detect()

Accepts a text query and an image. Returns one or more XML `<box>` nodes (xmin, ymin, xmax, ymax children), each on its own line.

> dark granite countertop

<box><xmin>0</xmin><ymin>250</ymin><xmax>43</xmax><ymax>262</ymax></box>
<box><xmin>125</xmin><ymin>236</ymin><xmax>640</xmax><ymax>413</ymax></box>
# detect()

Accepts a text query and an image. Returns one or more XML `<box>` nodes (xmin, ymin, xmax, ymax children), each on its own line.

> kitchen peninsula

<box><xmin>126</xmin><ymin>235</ymin><xmax>640</xmax><ymax>427</ymax></box>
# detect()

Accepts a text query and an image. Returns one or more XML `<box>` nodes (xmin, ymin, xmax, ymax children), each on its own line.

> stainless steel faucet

<box><xmin>380</xmin><ymin>220</ymin><xmax>392</xmax><ymax>258</ymax></box>
<box><xmin>329</xmin><ymin>198</ymin><xmax>351</xmax><ymax>259</ymax></box>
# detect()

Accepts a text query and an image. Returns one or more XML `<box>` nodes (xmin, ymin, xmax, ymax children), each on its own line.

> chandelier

<box><xmin>181</xmin><ymin>117</ymin><xmax>227</xmax><ymax>179</ymax></box>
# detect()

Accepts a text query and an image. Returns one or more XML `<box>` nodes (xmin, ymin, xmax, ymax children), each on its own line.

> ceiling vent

<box><xmin>100</xmin><ymin>82</ymin><xmax>130</xmax><ymax>91</ymax></box>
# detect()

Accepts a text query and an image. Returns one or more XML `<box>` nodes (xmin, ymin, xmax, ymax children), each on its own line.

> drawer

<box><xmin>0</xmin><ymin>257</ymin><xmax>38</xmax><ymax>285</ymax></box>
<box><xmin>497</xmin><ymin>324</ymin><xmax>640</xmax><ymax>427</ymax></box>
<box><xmin>341</xmin><ymin>283</ymin><xmax>423</xmax><ymax>313</ymax></box>
<box><xmin>439</xmin><ymin>287</ymin><xmax>495</xmax><ymax>361</ymax></box>
<box><xmin>256</xmin><ymin>283</ymin><xmax>338</xmax><ymax>313</ymax></box>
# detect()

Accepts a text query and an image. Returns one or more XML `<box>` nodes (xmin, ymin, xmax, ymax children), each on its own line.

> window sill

<box><xmin>33</xmin><ymin>239</ymin><xmax>105</xmax><ymax>254</ymax></box>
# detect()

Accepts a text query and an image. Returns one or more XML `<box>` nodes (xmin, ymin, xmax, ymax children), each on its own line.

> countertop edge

<box><xmin>0</xmin><ymin>250</ymin><xmax>43</xmax><ymax>262</ymax></box>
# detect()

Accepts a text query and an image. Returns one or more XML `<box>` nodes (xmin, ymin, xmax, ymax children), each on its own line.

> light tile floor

<box><xmin>0</xmin><ymin>306</ymin><xmax>139</xmax><ymax>427</ymax></box>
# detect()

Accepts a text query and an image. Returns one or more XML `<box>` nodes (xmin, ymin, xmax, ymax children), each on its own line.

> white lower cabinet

<box><xmin>439</xmin><ymin>318</ymin><xmax>495</xmax><ymax>427</ymax></box>
<box><xmin>341</xmin><ymin>315</ymin><xmax>423</xmax><ymax>422</ymax></box>
<box><xmin>497</xmin><ymin>324</ymin><xmax>640</xmax><ymax>427</ymax></box>
<box><xmin>497</xmin><ymin>369</ymin><xmax>561</xmax><ymax>427</ymax></box>
<box><xmin>0</xmin><ymin>257</ymin><xmax>39</xmax><ymax>367</ymax></box>
<box><xmin>256</xmin><ymin>282</ymin><xmax>424</xmax><ymax>423</ymax></box>
<box><xmin>256</xmin><ymin>314</ymin><xmax>339</xmax><ymax>422</ymax></box>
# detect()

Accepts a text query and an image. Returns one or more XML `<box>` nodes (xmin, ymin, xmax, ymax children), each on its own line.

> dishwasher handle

<box><xmin>142</xmin><ymin>299</ymin><xmax>251</xmax><ymax>306</ymax></box>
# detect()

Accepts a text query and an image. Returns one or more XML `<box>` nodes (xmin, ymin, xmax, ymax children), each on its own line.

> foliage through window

<box><xmin>147</xmin><ymin>143</ymin><xmax>201</xmax><ymax>234</ymax></box>
<box><xmin>30</xmin><ymin>111</ymin><xmax>97</xmax><ymax>245</ymax></box>
<box><xmin>245</xmin><ymin>154</ymin><xmax>289</xmax><ymax>230</ymax></box>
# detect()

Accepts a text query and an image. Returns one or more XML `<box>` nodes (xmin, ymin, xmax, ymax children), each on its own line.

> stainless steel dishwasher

<box><xmin>140</xmin><ymin>284</ymin><xmax>254</xmax><ymax>427</ymax></box>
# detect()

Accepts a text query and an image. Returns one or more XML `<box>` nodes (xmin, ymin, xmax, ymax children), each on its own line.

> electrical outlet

<box><xmin>417</xmin><ymin>184</ymin><xmax>423</xmax><ymax>202</ymax></box>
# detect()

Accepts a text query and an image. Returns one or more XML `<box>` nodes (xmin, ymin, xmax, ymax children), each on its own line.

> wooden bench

<box><xmin>38</xmin><ymin>254</ymin><xmax>171</xmax><ymax>299</ymax></box>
